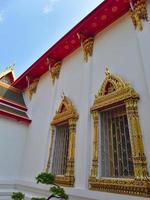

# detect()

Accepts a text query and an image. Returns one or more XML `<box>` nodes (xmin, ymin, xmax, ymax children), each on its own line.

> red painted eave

<box><xmin>12</xmin><ymin>0</ymin><xmax>130</xmax><ymax>90</ymax></box>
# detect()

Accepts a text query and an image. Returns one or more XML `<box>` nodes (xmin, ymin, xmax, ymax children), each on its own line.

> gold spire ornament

<box><xmin>105</xmin><ymin>67</ymin><xmax>111</xmax><ymax>76</ymax></box>
<box><xmin>129</xmin><ymin>0</ymin><xmax>148</xmax><ymax>31</ymax></box>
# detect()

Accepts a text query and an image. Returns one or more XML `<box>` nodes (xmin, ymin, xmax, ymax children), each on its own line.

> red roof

<box><xmin>12</xmin><ymin>0</ymin><xmax>131</xmax><ymax>90</ymax></box>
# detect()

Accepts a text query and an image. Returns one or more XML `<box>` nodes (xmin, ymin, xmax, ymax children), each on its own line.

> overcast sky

<box><xmin>0</xmin><ymin>0</ymin><xmax>103</xmax><ymax>77</ymax></box>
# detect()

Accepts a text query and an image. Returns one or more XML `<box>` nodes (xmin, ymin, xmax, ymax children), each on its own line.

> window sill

<box><xmin>55</xmin><ymin>175</ymin><xmax>74</xmax><ymax>187</ymax></box>
<box><xmin>89</xmin><ymin>177</ymin><xmax>150</xmax><ymax>198</ymax></box>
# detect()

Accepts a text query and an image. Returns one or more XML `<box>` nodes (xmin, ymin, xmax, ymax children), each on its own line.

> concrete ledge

<box><xmin>0</xmin><ymin>180</ymin><xmax>148</xmax><ymax>200</ymax></box>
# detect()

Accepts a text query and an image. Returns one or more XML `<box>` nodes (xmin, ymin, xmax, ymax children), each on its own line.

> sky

<box><xmin>0</xmin><ymin>0</ymin><xmax>104</xmax><ymax>78</ymax></box>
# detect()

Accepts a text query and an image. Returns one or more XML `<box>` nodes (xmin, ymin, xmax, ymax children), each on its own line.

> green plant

<box><xmin>49</xmin><ymin>186</ymin><xmax>68</xmax><ymax>200</ymax></box>
<box><xmin>11</xmin><ymin>172</ymin><xmax>68</xmax><ymax>200</ymax></box>
<box><xmin>31</xmin><ymin>198</ymin><xmax>46</xmax><ymax>200</ymax></box>
<box><xmin>35</xmin><ymin>172</ymin><xmax>68</xmax><ymax>200</ymax></box>
<box><xmin>11</xmin><ymin>192</ymin><xmax>25</xmax><ymax>200</ymax></box>
<box><xmin>36</xmin><ymin>172</ymin><xmax>55</xmax><ymax>185</ymax></box>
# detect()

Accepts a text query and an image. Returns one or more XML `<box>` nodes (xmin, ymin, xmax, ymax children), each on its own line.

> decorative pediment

<box><xmin>0</xmin><ymin>66</ymin><xmax>16</xmax><ymax>85</ymax></box>
<box><xmin>91</xmin><ymin>68</ymin><xmax>139</xmax><ymax>111</ymax></box>
<box><xmin>51</xmin><ymin>95</ymin><xmax>78</xmax><ymax>125</ymax></box>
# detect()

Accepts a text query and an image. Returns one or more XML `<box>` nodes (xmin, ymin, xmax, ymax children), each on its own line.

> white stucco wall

<box><xmin>0</xmin><ymin>117</ymin><xmax>27</xmax><ymax>180</ymax></box>
<box><xmin>20</xmin><ymin>9</ymin><xmax>150</xmax><ymax>200</ymax></box>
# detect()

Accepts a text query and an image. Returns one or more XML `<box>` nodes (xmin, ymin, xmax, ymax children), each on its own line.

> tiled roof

<box><xmin>0</xmin><ymin>104</ymin><xmax>28</xmax><ymax>118</ymax></box>
<box><xmin>0</xmin><ymin>82</ymin><xmax>31</xmax><ymax>124</ymax></box>
<box><xmin>0</xmin><ymin>83</ymin><xmax>26</xmax><ymax>107</ymax></box>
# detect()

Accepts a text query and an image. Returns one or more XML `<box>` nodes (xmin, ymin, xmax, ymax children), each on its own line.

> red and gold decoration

<box><xmin>50</xmin><ymin>61</ymin><xmax>62</xmax><ymax>84</ymax></box>
<box><xmin>27</xmin><ymin>78</ymin><xmax>39</xmax><ymax>100</ymax></box>
<box><xmin>0</xmin><ymin>81</ymin><xmax>31</xmax><ymax>124</ymax></box>
<box><xmin>47</xmin><ymin>57</ymin><xmax>62</xmax><ymax>84</ymax></box>
<box><xmin>12</xmin><ymin>0</ymin><xmax>131</xmax><ymax>90</ymax></box>
<box><xmin>0</xmin><ymin>66</ymin><xmax>16</xmax><ymax>85</ymax></box>
<box><xmin>129</xmin><ymin>0</ymin><xmax>148</xmax><ymax>31</ymax></box>
<box><xmin>77</xmin><ymin>32</ymin><xmax>94</xmax><ymax>62</ymax></box>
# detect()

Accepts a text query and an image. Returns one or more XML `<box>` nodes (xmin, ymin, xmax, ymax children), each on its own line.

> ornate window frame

<box><xmin>46</xmin><ymin>95</ymin><xmax>78</xmax><ymax>187</ymax></box>
<box><xmin>89</xmin><ymin>69</ymin><xmax>150</xmax><ymax>197</ymax></box>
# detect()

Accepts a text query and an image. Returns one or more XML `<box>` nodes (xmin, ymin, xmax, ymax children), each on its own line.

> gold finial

<box><xmin>61</xmin><ymin>91</ymin><xmax>65</xmax><ymax>99</ymax></box>
<box><xmin>105</xmin><ymin>67</ymin><xmax>111</xmax><ymax>76</ymax></box>
<box><xmin>7</xmin><ymin>62</ymin><xmax>15</xmax><ymax>70</ymax></box>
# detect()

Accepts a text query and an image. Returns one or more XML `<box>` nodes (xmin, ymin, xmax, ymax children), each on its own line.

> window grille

<box><xmin>100</xmin><ymin>105</ymin><xmax>134</xmax><ymax>178</ymax></box>
<box><xmin>52</xmin><ymin>124</ymin><xmax>70</xmax><ymax>175</ymax></box>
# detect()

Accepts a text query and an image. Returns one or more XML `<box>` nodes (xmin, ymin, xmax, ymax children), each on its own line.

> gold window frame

<box><xmin>46</xmin><ymin>95</ymin><xmax>78</xmax><ymax>187</ymax></box>
<box><xmin>89</xmin><ymin>69</ymin><xmax>150</xmax><ymax>197</ymax></box>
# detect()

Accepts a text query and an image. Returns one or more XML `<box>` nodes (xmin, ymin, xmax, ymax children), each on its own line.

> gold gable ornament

<box><xmin>89</xmin><ymin>68</ymin><xmax>150</xmax><ymax>197</ymax></box>
<box><xmin>46</xmin><ymin>95</ymin><xmax>78</xmax><ymax>187</ymax></box>
<box><xmin>91</xmin><ymin>68</ymin><xmax>138</xmax><ymax>111</ymax></box>
<box><xmin>129</xmin><ymin>0</ymin><xmax>148</xmax><ymax>31</ymax></box>
<box><xmin>0</xmin><ymin>65</ymin><xmax>16</xmax><ymax>84</ymax></box>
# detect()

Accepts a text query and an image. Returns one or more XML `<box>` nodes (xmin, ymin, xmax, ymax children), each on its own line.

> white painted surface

<box><xmin>0</xmin><ymin>118</ymin><xmax>27</xmax><ymax>180</ymax></box>
<box><xmin>1</xmin><ymin>8</ymin><xmax>150</xmax><ymax>200</ymax></box>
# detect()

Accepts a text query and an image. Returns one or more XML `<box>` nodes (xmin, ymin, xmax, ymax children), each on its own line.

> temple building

<box><xmin>0</xmin><ymin>0</ymin><xmax>150</xmax><ymax>199</ymax></box>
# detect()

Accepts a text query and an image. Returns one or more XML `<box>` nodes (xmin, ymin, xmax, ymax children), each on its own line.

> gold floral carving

<box><xmin>28</xmin><ymin>78</ymin><xmax>39</xmax><ymax>100</ymax></box>
<box><xmin>50</xmin><ymin>61</ymin><xmax>62</xmax><ymax>84</ymax></box>
<box><xmin>129</xmin><ymin>0</ymin><xmax>148</xmax><ymax>31</ymax></box>
<box><xmin>125</xmin><ymin>99</ymin><xmax>149</xmax><ymax>179</ymax></box>
<box><xmin>89</xmin><ymin>178</ymin><xmax>150</xmax><ymax>197</ymax></box>
<box><xmin>90</xmin><ymin>111</ymin><xmax>99</xmax><ymax>178</ymax></box>
<box><xmin>46</xmin><ymin>95</ymin><xmax>78</xmax><ymax>187</ymax></box>
<box><xmin>82</xmin><ymin>37</ymin><xmax>94</xmax><ymax>62</ymax></box>
<box><xmin>89</xmin><ymin>68</ymin><xmax>150</xmax><ymax>197</ymax></box>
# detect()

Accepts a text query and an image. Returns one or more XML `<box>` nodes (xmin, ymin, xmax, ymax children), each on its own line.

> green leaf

<box><xmin>11</xmin><ymin>192</ymin><xmax>25</xmax><ymax>200</ymax></box>
<box><xmin>35</xmin><ymin>172</ymin><xmax>55</xmax><ymax>185</ymax></box>
<box><xmin>50</xmin><ymin>186</ymin><xmax>68</xmax><ymax>200</ymax></box>
<box><xmin>31</xmin><ymin>197</ymin><xmax>46</xmax><ymax>200</ymax></box>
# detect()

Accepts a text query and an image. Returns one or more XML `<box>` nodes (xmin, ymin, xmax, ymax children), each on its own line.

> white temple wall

<box><xmin>91</xmin><ymin>13</ymin><xmax>150</xmax><ymax>172</ymax></box>
<box><xmin>0</xmin><ymin>118</ymin><xmax>27</xmax><ymax>180</ymax></box>
<box><xmin>21</xmin><ymin>48</ymin><xmax>86</xmax><ymax>182</ymax></box>
<box><xmin>20</xmin><ymin>13</ymin><xmax>150</xmax><ymax>200</ymax></box>
<box><xmin>134</xmin><ymin>1</ymin><xmax>150</xmax><ymax>100</ymax></box>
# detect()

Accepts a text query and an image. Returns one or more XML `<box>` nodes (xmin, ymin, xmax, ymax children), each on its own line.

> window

<box><xmin>52</xmin><ymin>124</ymin><xmax>70</xmax><ymax>175</ymax></box>
<box><xmin>46</xmin><ymin>95</ymin><xmax>78</xmax><ymax>187</ymax></box>
<box><xmin>99</xmin><ymin>105</ymin><xmax>134</xmax><ymax>178</ymax></box>
<box><xmin>89</xmin><ymin>69</ymin><xmax>149</xmax><ymax>197</ymax></box>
